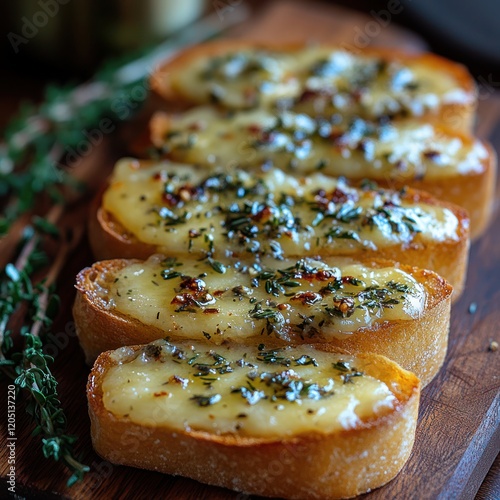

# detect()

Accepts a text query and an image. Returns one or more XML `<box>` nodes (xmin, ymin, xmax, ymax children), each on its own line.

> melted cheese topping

<box><xmin>172</xmin><ymin>49</ymin><xmax>300</xmax><ymax>109</ymax></box>
<box><xmin>170</xmin><ymin>46</ymin><xmax>473</xmax><ymax>118</ymax></box>
<box><xmin>152</xmin><ymin>107</ymin><xmax>487</xmax><ymax>179</ymax></box>
<box><xmin>294</xmin><ymin>48</ymin><xmax>472</xmax><ymax>119</ymax></box>
<box><xmin>99</xmin><ymin>254</ymin><xmax>425</xmax><ymax>341</ymax></box>
<box><xmin>103</xmin><ymin>160</ymin><xmax>460</xmax><ymax>259</ymax></box>
<box><xmin>102</xmin><ymin>340</ymin><xmax>398</xmax><ymax>437</ymax></box>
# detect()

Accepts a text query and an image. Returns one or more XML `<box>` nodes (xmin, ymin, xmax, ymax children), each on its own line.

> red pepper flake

<box><xmin>423</xmin><ymin>150</ymin><xmax>441</xmax><ymax>161</ymax></box>
<box><xmin>253</xmin><ymin>205</ymin><xmax>273</xmax><ymax>222</ymax></box>
<box><xmin>329</xmin><ymin>130</ymin><xmax>344</xmax><ymax>144</ymax></box>
<box><xmin>291</xmin><ymin>292</ymin><xmax>322</xmax><ymax>305</ymax></box>
<box><xmin>154</xmin><ymin>391</ymin><xmax>169</xmax><ymax>397</ymax></box>
<box><xmin>395</xmin><ymin>160</ymin><xmax>407</xmax><ymax>171</ymax></box>
<box><xmin>188</xmin><ymin>121</ymin><xmax>202</xmax><ymax>132</ymax></box>
<box><xmin>179</xmin><ymin>277</ymin><xmax>206</xmax><ymax>293</ymax></box>
<box><xmin>204</xmin><ymin>308</ymin><xmax>220</xmax><ymax>314</ymax></box>
<box><xmin>314</xmin><ymin>187</ymin><xmax>357</xmax><ymax>206</ymax></box>
<box><xmin>248</xmin><ymin>124</ymin><xmax>261</xmax><ymax>134</ymax></box>
<box><xmin>314</xmin><ymin>270</ymin><xmax>337</xmax><ymax>281</ymax></box>
<box><xmin>298</xmin><ymin>89</ymin><xmax>319</xmax><ymax>102</ymax></box>
<box><xmin>277</xmin><ymin>303</ymin><xmax>290</xmax><ymax>311</ymax></box>
<box><xmin>171</xmin><ymin>294</ymin><xmax>199</xmax><ymax>307</ymax></box>
<box><xmin>162</xmin><ymin>192</ymin><xmax>181</xmax><ymax>207</ymax></box>
<box><xmin>288</xmin><ymin>269</ymin><xmax>336</xmax><ymax>282</ymax></box>
<box><xmin>171</xmin><ymin>292</ymin><xmax>215</xmax><ymax>308</ymax></box>
<box><xmin>153</xmin><ymin>171</ymin><xmax>168</xmax><ymax>181</ymax></box>
<box><xmin>260</xmin><ymin>130</ymin><xmax>276</xmax><ymax>144</ymax></box>
<box><xmin>351</xmin><ymin>88</ymin><xmax>364</xmax><ymax>102</ymax></box>
<box><xmin>169</xmin><ymin>375</ymin><xmax>188</xmax><ymax>386</ymax></box>
<box><xmin>342</xmin><ymin>276</ymin><xmax>358</xmax><ymax>285</ymax></box>
<box><xmin>180</xmin><ymin>184</ymin><xmax>202</xmax><ymax>201</ymax></box>
<box><xmin>332</xmin><ymin>297</ymin><xmax>355</xmax><ymax>317</ymax></box>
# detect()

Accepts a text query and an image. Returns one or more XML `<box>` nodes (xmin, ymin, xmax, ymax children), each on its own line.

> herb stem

<box><xmin>15</xmin><ymin>205</ymin><xmax>64</xmax><ymax>272</ymax></box>
<box><xmin>0</xmin><ymin>213</ymin><xmax>32</xmax><ymax>270</ymax></box>
<box><xmin>31</xmin><ymin>224</ymin><xmax>84</xmax><ymax>340</ymax></box>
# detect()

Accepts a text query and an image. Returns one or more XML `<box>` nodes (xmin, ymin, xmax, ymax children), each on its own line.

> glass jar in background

<box><xmin>6</xmin><ymin>0</ymin><xmax>207</xmax><ymax>77</ymax></box>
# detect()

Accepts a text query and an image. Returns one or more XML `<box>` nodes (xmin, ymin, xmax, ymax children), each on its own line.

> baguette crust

<box><xmin>150</xmin><ymin>40</ymin><xmax>476</xmax><ymax>133</ymax></box>
<box><xmin>88</xmin><ymin>343</ymin><xmax>420</xmax><ymax>499</ymax></box>
<box><xmin>88</xmin><ymin>177</ymin><xmax>469</xmax><ymax>298</ymax></box>
<box><xmin>74</xmin><ymin>256</ymin><xmax>451</xmax><ymax>386</ymax></box>
<box><xmin>88</xmin><ymin>187</ymin><xmax>155</xmax><ymax>261</ymax></box>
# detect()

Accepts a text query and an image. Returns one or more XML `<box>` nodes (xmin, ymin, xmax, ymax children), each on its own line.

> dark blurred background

<box><xmin>1</xmin><ymin>0</ymin><xmax>500</xmax><ymax>126</ymax></box>
<box><xmin>0</xmin><ymin>1</ymin><xmax>498</xmax><ymax>497</ymax></box>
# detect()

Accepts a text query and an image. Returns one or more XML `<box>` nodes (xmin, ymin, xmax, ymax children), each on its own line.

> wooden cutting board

<box><xmin>1</xmin><ymin>1</ymin><xmax>499</xmax><ymax>499</ymax></box>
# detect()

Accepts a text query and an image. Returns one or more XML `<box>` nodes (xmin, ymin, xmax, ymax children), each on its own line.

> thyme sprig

<box><xmin>0</xmin><ymin>9</ymin><xmax>245</xmax><ymax>485</ymax></box>
<box><xmin>0</xmin><ymin>223</ymin><xmax>88</xmax><ymax>486</ymax></box>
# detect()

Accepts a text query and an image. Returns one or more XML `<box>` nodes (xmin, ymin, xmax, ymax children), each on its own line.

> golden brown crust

<box><xmin>73</xmin><ymin>259</ymin><xmax>164</xmax><ymax>365</ymax></box>
<box><xmin>88</xmin><ymin>344</ymin><xmax>420</xmax><ymax>499</ymax></box>
<box><xmin>88</xmin><ymin>179</ymin><xmax>469</xmax><ymax>300</ymax></box>
<box><xmin>150</xmin><ymin>40</ymin><xmax>476</xmax><ymax>133</ymax></box>
<box><xmin>74</xmin><ymin>256</ymin><xmax>451</xmax><ymax>386</ymax></box>
<box><xmin>88</xmin><ymin>187</ymin><xmax>156</xmax><ymax>261</ymax></box>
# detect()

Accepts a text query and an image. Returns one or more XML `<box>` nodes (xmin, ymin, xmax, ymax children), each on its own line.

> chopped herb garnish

<box><xmin>162</xmin><ymin>270</ymin><xmax>183</xmax><ymax>280</ymax></box>
<box><xmin>332</xmin><ymin>360</ymin><xmax>350</xmax><ymax>372</ymax></box>
<box><xmin>257</xmin><ymin>349</ymin><xmax>291</xmax><ymax>367</ymax></box>
<box><xmin>295</xmin><ymin>355</ymin><xmax>319</xmax><ymax>367</ymax></box>
<box><xmin>190</xmin><ymin>394</ymin><xmax>222</xmax><ymax>407</ymax></box>
<box><xmin>207</xmin><ymin>258</ymin><xmax>227</xmax><ymax>274</ymax></box>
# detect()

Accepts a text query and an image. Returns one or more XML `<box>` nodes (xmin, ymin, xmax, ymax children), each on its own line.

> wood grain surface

<box><xmin>1</xmin><ymin>1</ymin><xmax>499</xmax><ymax>499</ymax></box>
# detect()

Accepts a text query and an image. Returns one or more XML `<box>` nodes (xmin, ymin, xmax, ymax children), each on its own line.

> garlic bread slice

<box><xmin>151</xmin><ymin>40</ymin><xmax>476</xmax><ymax>132</ymax></box>
<box><xmin>74</xmin><ymin>254</ymin><xmax>451</xmax><ymax>385</ymax></box>
<box><xmin>88</xmin><ymin>339</ymin><xmax>420</xmax><ymax>499</ymax></box>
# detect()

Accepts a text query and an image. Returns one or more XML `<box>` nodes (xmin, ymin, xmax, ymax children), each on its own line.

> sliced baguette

<box><xmin>88</xmin><ymin>339</ymin><xmax>420</xmax><ymax>499</ymax></box>
<box><xmin>89</xmin><ymin>159</ymin><xmax>469</xmax><ymax>297</ymax></box>
<box><xmin>149</xmin><ymin>107</ymin><xmax>494</xmax><ymax>239</ymax></box>
<box><xmin>150</xmin><ymin>40</ymin><xmax>476</xmax><ymax>132</ymax></box>
<box><xmin>74</xmin><ymin>254</ymin><xmax>451</xmax><ymax>386</ymax></box>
